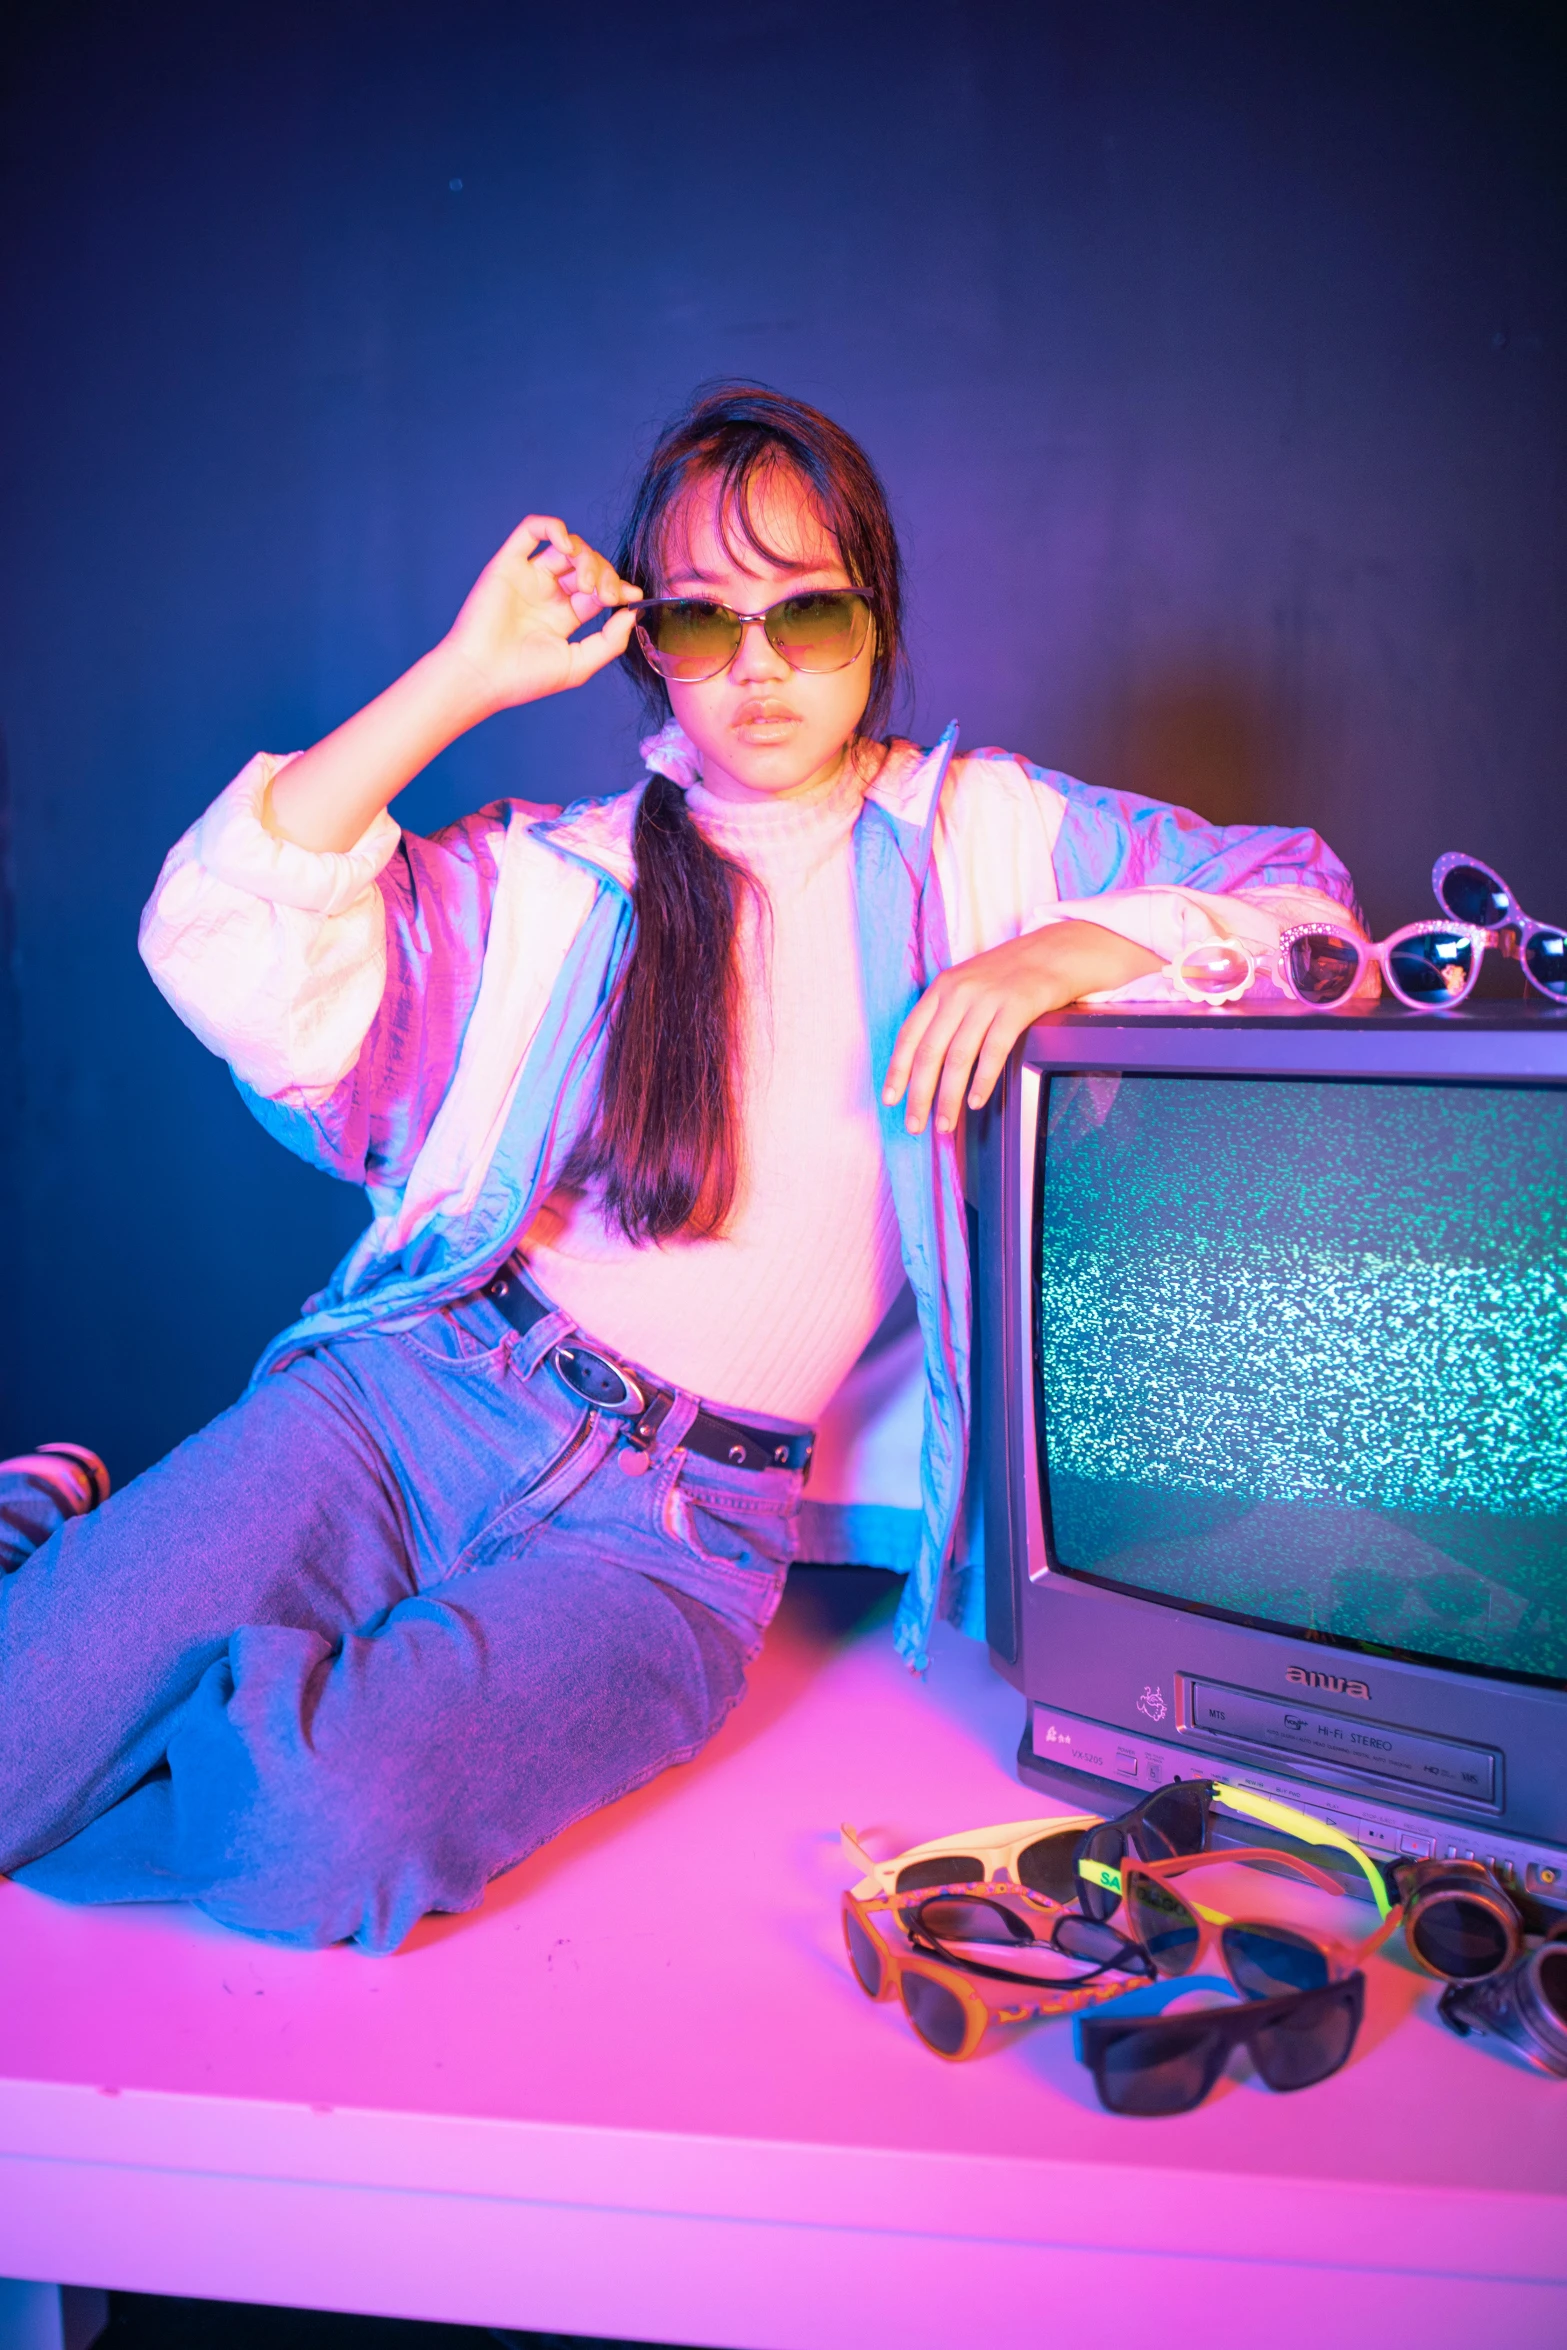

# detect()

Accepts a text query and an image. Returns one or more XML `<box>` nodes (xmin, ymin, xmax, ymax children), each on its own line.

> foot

<box><xmin>0</xmin><ymin>1443</ymin><xmax>111</xmax><ymax>1517</ymax></box>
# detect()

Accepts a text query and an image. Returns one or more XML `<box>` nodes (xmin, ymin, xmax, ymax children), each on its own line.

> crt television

<box><xmin>971</xmin><ymin>1002</ymin><xmax>1567</xmax><ymax>1912</ymax></box>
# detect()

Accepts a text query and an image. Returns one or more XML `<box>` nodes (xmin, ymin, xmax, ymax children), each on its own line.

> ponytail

<box><xmin>563</xmin><ymin>770</ymin><xmax>751</xmax><ymax>1242</ymax></box>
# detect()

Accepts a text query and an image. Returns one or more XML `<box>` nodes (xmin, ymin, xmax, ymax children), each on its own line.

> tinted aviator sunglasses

<box><xmin>898</xmin><ymin>1844</ymin><xmax>1390</xmax><ymax>1996</ymax></box>
<box><xmin>633</xmin><ymin>588</ymin><xmax>874</xmax><ymax>683</ymax></box>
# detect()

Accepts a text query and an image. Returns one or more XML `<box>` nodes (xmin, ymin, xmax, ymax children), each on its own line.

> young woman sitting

<box><xmin>0</xmin><ymin>387</ymin><xmax>1357</xmax><ymax>1949</ymax></box>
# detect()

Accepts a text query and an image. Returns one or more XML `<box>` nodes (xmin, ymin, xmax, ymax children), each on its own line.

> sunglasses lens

<box><xmin>1387</xmin><ymin>929</ymin><xmax>1475</xmax><ymax>1006</ymax></box>
<box><xmin>894</xmin><ymin>1853</ymin><xmax>985</xmax><ymax>1894</ymax></box>
<box><xmin>1223</xmin><ymin>1923</ymin><xmax>1331</xmax><ymax>1999</ymax></box>
<box><xmin>1086</xmin><ymin>2015</ymin><xmax>1229</xmax><ymax>2117</ymax></box>
<box><xmin>1439</xmin><ymin>863</ymin><xmax>1511</xmax><ymax>925</ymax></box>
<box><xmin>902</xmin><ymin>1968</ymin><xmax>971</xmax><ymax>2056</ymax></box>
<box><xmin>1135</xmin><ymin>1782</ymin><xmax>1210</xmax><ymax>1861</ymax></box>
<box><xmin>1125</xmin><ymin>1875</ymin><xmax>1202</xmax><ymax>1974</ymax></box>
<box><xmin>916</xmin><ymin>1895</ymin><xmax>1033</xmax><ymax>1946</ymax></box>
<box><xmin>1285</xmin><ymin>931</ymin><xmax>1361</xmax><ymax>1006</ymax></box>
<box><xmin>1248</xmin><ymin>1980</ymin><xmax>1361</xmax><ymax>2092</ymax></box>
<box><xmin>1054</xmin><ymin>1913</ymin><xmax>1135</xmax><ymax>1964</ymax></box>
<box><xmin>843</xmin><ymin>1905</ymin><xmax>884</xmax><ymax>1997</ymax></box>
<box><xmin>636</xmin><ymin>601</ymin><xmax>739</xmax><ymax>679</ymax></box>
<box><xmin>1524</xmin><ymin>931</ymin><xmax>1567</xmax><ymax>1000</ymax></box>
<box><xmin>1409</xmin><ymin>1894</ymin><xmax>1514</xmax><ymax>1981</ymax></box>
<box><xmin>1175</xmin><ymin>940</ymin><xmax>1253</xmax><ymax>1001</ymax></box>
<box><xmin>1017</xmin><ymin>1829</ymin><xmax>1085</xmax><ymax>1901</ymax></box>
<box><xmin>765</xmin><ymin>591</ymin><xmax>870</xmax><ymax>671</ymax></box>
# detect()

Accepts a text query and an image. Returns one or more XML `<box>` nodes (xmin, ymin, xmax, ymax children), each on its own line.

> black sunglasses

<box><xmin>902</xmin><ymin>1888</ymin><xmax>1152</xmax><ymax>1988</ymax></box>
<box><xmin>634</xmin><ymin>588</ymin><xmax>874</xmax><ymax>683</ymax></box>
<box><xmin>1072</xmin><ymin>1781</ymin><xmax>1220</xmax><ymax>1922</ymax></box>
<box><xmin>1077</xmin><ymin>1973</ymin><xmax>1366</xmax><ymax>2116</ymax></box>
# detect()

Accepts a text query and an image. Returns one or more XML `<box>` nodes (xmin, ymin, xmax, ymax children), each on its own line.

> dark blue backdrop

<box><xmin>2</xmin><ymin>0</ymin><xmax>1563</xmax><ymax>1477</ymax></box>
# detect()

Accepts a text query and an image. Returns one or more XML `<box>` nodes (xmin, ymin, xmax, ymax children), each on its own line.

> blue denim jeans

<box><xmin>0</xmin><ymin>1289</ymin><xmax>802</xmax><ymax>1951</ymax></box>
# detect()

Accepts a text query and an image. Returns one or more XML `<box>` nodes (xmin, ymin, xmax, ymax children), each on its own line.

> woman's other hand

<box><xmin>442</xmin><ymin>515</ymin><xmax>642</xmax><ymax>716</ymax></box>
<box><xmin>882</xmin><ymin>921</ymin><xmax>1162</xmax><ymax>1136</ymax></box>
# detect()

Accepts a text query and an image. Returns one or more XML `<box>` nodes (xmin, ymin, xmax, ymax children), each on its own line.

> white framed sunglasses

<box><xmin>1173</xmin><ymin>850</ymin><xmax>1567</xmax><ymax>1012</ymax></box>
<box><xmin>1172</xmin><ymin>918</ymin><xmax>1490</xmax><ymax>1011</ymax></box>
<box><xmin>1431</xmin><ymin>852</ymin><xmax>1567</xmax><ymax>1003</ymax></box>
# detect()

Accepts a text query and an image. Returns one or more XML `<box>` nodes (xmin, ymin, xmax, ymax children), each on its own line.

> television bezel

<box><xmin>1000</xmin><ymin>1004</ymin><xmax>1567</xmax><ymax>1693</ymax></box>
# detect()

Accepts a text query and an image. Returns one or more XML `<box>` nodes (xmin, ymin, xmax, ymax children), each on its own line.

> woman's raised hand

<box><xmin>442</xmin><ymin>515</ymin><xmax>643</xmax><ymax>716</ymax></box>
<box><xmin>265</xmin><ymin>515</ymin><xmax>643</xmax><ymax>855</ymax></box>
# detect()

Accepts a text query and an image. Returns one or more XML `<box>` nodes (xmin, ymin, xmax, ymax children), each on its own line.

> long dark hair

<box><xmin>565</xmin><ymin>384</ymin><xmax>908</xmax><ymax>1244</ymax></box>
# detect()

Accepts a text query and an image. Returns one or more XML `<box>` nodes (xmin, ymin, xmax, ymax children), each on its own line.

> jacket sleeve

<box><xmin>1042</xmin><ymin>770</ymin><xmax>1362</xmax><ymax>1000</ymax></box>
<box><xmin>138</xmin><ymin>752</ymin><xmax>518</xmax><ymax>1189</ymax></box>
<box><xmin>935</xmin><ymin>751</ymin><xmax>1363</xmax><ymax>1002</ymax></box>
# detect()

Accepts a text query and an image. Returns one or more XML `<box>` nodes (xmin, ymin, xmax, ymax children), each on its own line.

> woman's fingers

<box><xmin>966</xmin><ymin>1008</ymin><xmax>1023</xmax><ymax>1111</ymax></box>
<box><xmin>884</xmin><ymin>929</ymin><xmax>1166</xmax><ymax>1138</ymax></box>
<box><xmin>563</xmin><ymin>603</ymin><xmax>640</xmax><ymax>681</ymax></box>
<box><xmin>888</xmin><ymin>978</ymin><xmax>997</xmax><ymax>1135</ymax></box>
<box><xmin>557</xmin><ymin>538</ymin><xmax>642</xmax><ymax>623</ymax></box>
<box><xmin>504</xmin><ymin>514</ymin><xmax>574</xmax><ymax>571</ymax></box>
<box><xmin>928</xmin><ymin>999</ymin><xmax>1003</xmax><ymax>1134</ymax></box>
<box><xmin>885</xmin><ymin>956</ymin><xmax>1052</xmax><ymax>1134</ymax></box>
<box><xmin>882</xmin><ymin>987</ymin><xmax>945</xmax><ymax>1114</ymax></box>
<box><xmin>501</xmin><ymin>519</ymin><xmax>641</xmax><ymax>621</ymax></box>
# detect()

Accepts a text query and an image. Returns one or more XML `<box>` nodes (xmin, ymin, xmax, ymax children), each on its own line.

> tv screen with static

<box><xmin>1035</xmin><ymin>1074</ymin><xmax>1567</xmax><ymax>1686</ymax></box>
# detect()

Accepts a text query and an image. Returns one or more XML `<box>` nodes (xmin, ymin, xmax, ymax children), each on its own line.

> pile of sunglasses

<box><xmin>841</xmin><ymin>1778</ymin><xmax>1567</xmax><ymax>2116</ymax></box>
<box><xmin>1168</xmin><ymin>852</ymin><xmax>1567</xmax><ymax>1012</ymax></box>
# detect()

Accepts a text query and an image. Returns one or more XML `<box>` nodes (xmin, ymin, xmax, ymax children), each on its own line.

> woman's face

<box><xmin>655</xmin><ymin>465</ymin><xmax>875</xmax><ymax>804</ymax></box>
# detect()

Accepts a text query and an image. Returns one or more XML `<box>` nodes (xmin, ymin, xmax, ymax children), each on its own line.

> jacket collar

<box><xmin>863</xmin><ymin>723</ymin><xmax>959</xmax><ymax>839</ymax></box>
<box><xmin>535</xmin><ymin>788</ymin><xmax>641</xmax><ymax>893</ymax></box>
<box><xmin>536</xmin><ymin>722</ymin><xmax>961</xmax><ymax>893</ymax></box>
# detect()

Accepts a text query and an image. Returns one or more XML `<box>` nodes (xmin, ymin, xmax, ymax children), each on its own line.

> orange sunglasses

<box><xmin>1078</xmin><ymin>1845</ymin><xmax>1404</xmax><ymax>1996</ymax></box>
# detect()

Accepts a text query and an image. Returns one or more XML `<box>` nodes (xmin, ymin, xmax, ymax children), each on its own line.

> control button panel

<box><xmin>1188</xmin><ymin>1678</ymin><xmax>1497</xmax><ymax>1804</ymax></box>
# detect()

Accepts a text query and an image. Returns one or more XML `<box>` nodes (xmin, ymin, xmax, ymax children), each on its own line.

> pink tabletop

<box><xmin>2</xmin><ymin>1572</ymin><xmax>1564</xmax><ymax>2347</ymax></box>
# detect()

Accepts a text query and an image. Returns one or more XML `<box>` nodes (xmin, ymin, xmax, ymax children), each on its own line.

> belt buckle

<box><xmin>549</xmin><ymin>1342</ymin><xmax>647</xmax><ymax>1419</ymax></box>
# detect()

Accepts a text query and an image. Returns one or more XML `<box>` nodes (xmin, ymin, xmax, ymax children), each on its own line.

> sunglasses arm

<box><xmin>840</xmin><ymin>1821</ymin><xmax>899</xmax><ymax>1901</ymax></box>
<box><xmin>1158</xmin><ymin>1846</ymin><xmax>1347</xmax><ymax>1901</ymax></box>
<box><xmin>1353</xmin><ymin>1903</ymin><xmax>1406</xmax><ymax>1967</ymax></box>
<box><xmin>1213</xmin><ymin>1782</ymin><xmax>1392</xmax><ymax>1917</ymax></box>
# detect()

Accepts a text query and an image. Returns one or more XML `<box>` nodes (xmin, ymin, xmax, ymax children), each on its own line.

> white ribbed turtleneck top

<box><xmin>521</xmin><ymin>764</ymin><xmax>906</xmax><ymax>1422</ymax></box>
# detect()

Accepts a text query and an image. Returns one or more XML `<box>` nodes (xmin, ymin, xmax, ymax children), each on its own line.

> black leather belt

<box><xmin>482</xmin><ymin>1266</ymin><xmax>814</xmax><ymax>1476</ymax></box>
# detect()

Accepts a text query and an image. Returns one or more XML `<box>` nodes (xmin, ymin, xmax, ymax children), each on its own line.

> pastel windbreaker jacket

<box><xmin>139</xmin><ymin>721</ymin><xmax>1358</xmax><ymax>1668</ymax></box>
